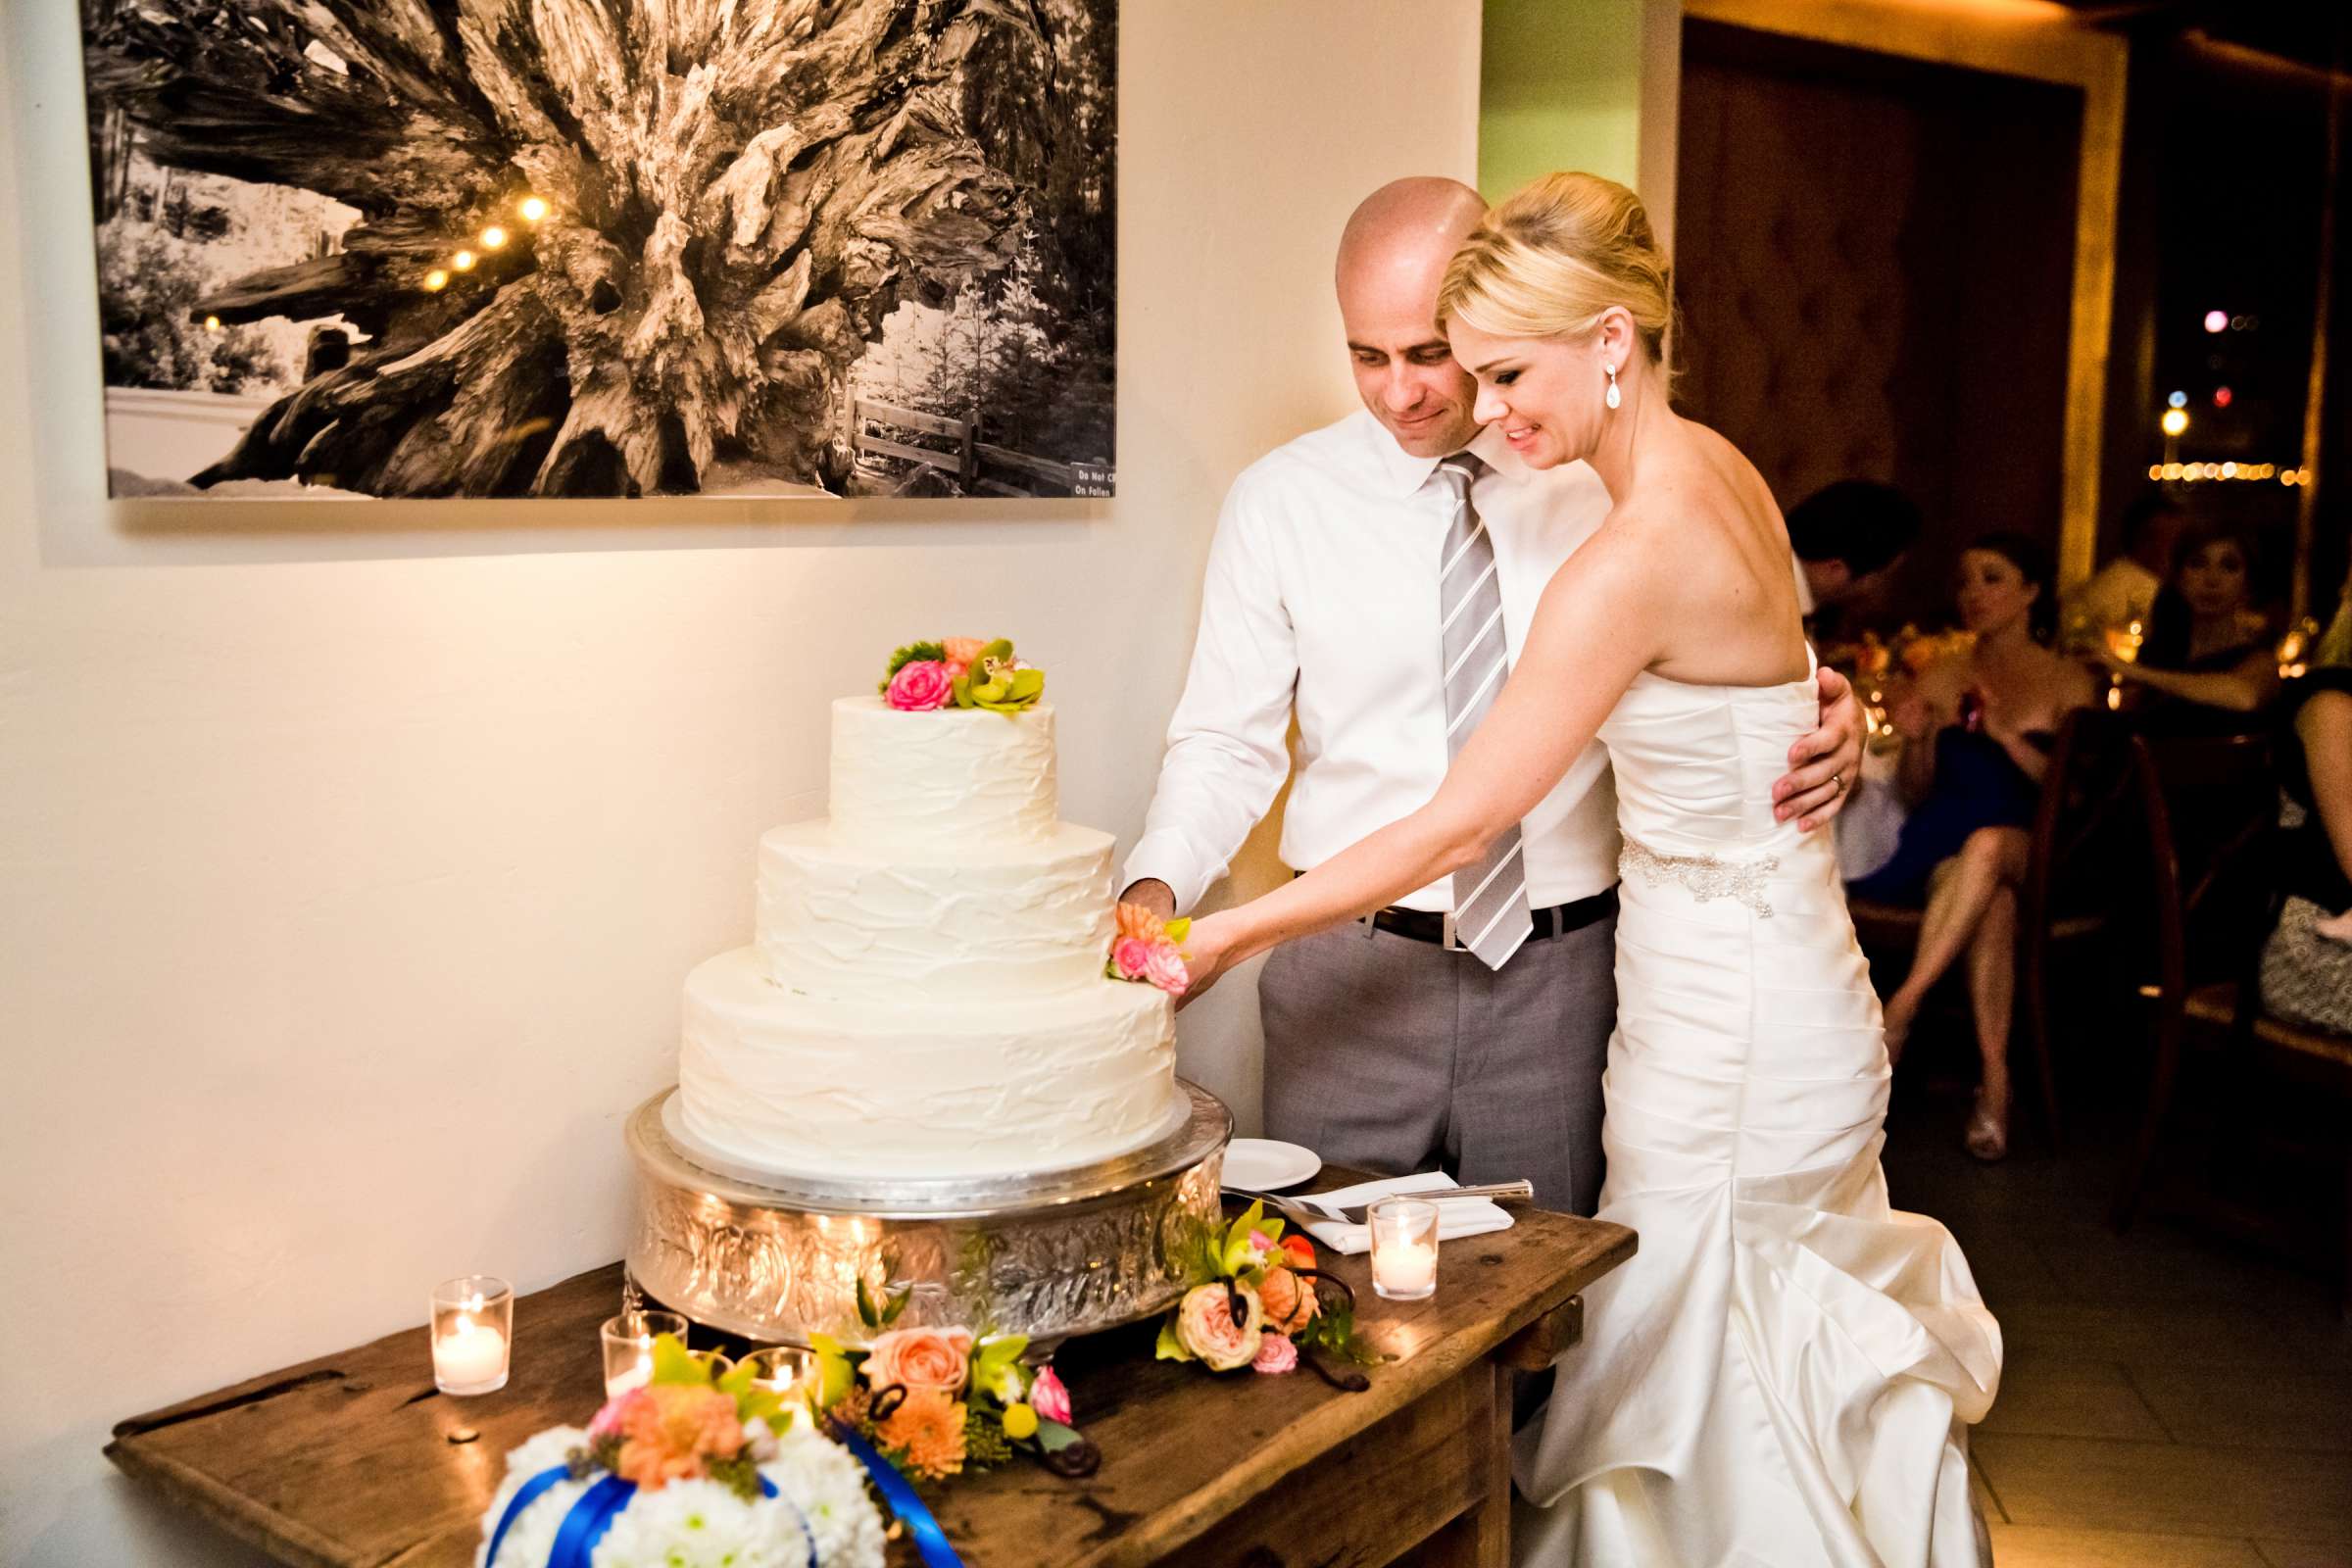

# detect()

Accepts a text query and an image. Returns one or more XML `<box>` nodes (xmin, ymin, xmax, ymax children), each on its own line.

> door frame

<box><xmin>1676</xmin><ymin>0</ymin><xmax>2129</xmax><ymax>588</ymax></box>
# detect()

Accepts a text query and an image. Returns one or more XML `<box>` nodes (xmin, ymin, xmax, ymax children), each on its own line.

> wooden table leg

<box><xmin>1388</xmin><ymin>1362</ymin><xmax>1510</xmax><ymax>1568</ymax></box>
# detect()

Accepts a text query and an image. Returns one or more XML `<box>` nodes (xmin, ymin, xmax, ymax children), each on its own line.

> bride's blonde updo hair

<box><xmin>1438</xmin><ymin>172</ymin><xmax>1674</xmax><ymax>364</ymax></box>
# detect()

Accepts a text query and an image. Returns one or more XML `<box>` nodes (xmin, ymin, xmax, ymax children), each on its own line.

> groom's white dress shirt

<box><xmin>1126</xmin><ymin>410</ymin><xmax>1620</xmax><ymax>915</ymax></box>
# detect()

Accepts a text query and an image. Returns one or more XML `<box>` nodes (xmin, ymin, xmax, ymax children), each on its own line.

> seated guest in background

<box><xmin>2063</xmin><ymin>490</ymin><xmax>2184</xmax><ymax>649</ymax></box>
<box><xmin>1852</xmin><ymin>532</ymin><xmax>2097</xmax><ymax>1159</ymax></box>
<box><xmin>1787</xmin><ymin>478</ymin><xmax>1922</xmax><ymax>642</ymax></box>
<box><xmin>2100</xmin><ymin>518</ymin><xmax>2279</xmax><ymax>730</ymax></box>
<box><xmin>2262</xmin><ymin>579</ymin><xmax>2352</xmax><ymax>1034</ymax></box>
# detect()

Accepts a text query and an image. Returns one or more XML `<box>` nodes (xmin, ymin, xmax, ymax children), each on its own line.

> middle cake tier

<box><xmin>758</xmin><ymin>818</ymin><xmax>1117</xmax><ymax>1000</ymax></box>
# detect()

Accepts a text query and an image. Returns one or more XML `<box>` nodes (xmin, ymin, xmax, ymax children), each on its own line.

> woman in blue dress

<box><xmin>1852</xmin><ymin>532</ymin><xmax>2096</xmax><ymax>1158</ymax></box>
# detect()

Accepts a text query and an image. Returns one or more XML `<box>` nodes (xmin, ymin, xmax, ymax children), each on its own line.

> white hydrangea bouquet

<box><xmin>476</xmin><ymin>1335</ymin><xmax>886</xmax><ymax>1568</ymax></box>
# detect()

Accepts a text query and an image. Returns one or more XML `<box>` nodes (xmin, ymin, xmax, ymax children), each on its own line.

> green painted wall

<box><xmin>1479</xmin><ymin>0</ymin><xmax>1645</xmax><ymax>201</ymax></box>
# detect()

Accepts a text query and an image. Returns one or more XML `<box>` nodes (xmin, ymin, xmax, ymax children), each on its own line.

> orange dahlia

<box><xmin>876</xmin><ymin>1385</ymin><xmax>967</xmax><ymax>1479</ymax></box>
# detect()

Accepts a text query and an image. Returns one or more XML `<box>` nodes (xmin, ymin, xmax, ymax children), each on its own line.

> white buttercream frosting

<box><xmin>828</xmin><ymin>697</ymin><xmax>1057</xmax><ymax>846</ymax></box>
<box><xmin>679</xmin><ymin>948</ymin><xmax>1180</xmax><ymax>1179</ymax></box>
<box><xmin>758</xmin><ymin>820</ymin><xmax>1116</xmax><ymax>1001</ymax></box>
<box><xmin>676</xmin><ymin>689</ymin><xmax>1182</xmax><ymax>1181</ymax></box>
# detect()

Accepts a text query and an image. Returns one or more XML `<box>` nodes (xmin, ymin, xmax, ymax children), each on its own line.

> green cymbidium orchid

<box><xmin>951</xmin><ymin>638</ymin><xmax>1047</xmax><ymax>713</ymax></box>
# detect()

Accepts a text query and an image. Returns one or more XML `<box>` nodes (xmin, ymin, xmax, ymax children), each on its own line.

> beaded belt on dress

<box><xmin>1618</xmin><ymin>836</ymin><xmax>1779</xmax><ymax>918</ymax></box>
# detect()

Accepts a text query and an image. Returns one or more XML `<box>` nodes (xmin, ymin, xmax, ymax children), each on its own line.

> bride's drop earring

<box><xmin>1604</xmin><ymin>362</ymin><xmax>1622</xmax><ymax>410</ymax></box>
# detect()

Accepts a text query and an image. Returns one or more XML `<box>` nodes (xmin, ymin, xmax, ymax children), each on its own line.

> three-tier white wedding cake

<box><xmin>676</xmin><ymin>694</ymin><xmax>1183</xmax><ymax>1181</ymax></box>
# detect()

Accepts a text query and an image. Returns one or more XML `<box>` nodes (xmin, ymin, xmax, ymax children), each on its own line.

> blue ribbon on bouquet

<box><xmin>828</xmin><ymin>1419</ymin><xmax>967</xmax><ymax>1568</ymax></box>
<box><xmin>488</xmin><ymin>1465</ymin><xmax>804</xmax><ymax>1568</ymax></box>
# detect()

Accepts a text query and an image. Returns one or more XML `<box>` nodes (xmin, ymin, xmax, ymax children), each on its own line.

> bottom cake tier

<box><xmin>678</xmin><ymin>946</ymin><xmax>1182</xmax><ymax>1180</ymax></box>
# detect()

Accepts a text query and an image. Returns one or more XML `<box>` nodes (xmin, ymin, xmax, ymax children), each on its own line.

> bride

<box><xmin>1181</xmin><ymin>172</ymin><xmax>2002</xmax><ymax>1566</ymax></box>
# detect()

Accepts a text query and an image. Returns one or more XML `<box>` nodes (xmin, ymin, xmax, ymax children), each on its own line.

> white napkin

<box><xmin>1295</xmin><ymin>1170</ymin><xmax>1515</xmax><ymax>1255</ymax></box>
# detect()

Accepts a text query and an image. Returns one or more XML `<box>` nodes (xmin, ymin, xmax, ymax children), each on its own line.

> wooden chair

<box><xmin>1848</xmin><ymin>709</ymin><xmax>2140</xmax><ymax>1150</ymax></box>
<box><xmin>2110</xmin><ymin>733</ymin><xmax>2352</xmax><ymax>1314</ymax></box>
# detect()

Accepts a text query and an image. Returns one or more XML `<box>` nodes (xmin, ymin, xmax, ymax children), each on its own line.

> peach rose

<box><xmin>941</xmin><ymin>637</ymin><xmax>988</xmax><ymax>668</ymax></box>
<box><xmin>1257</xmin><ymin>1265</ymin><xmax>1320</xmax><ymax>1333</ymax></box>
<box><xmin>875</xmin><ymin>1385</ymin><xmax>967</xmax><ymax>1479</ymax></box>
<box><xmin>1277</xmin><ymin>1233</ymin><xmax>1317</xmax><ymax>1273</ymax></box>
<box><xmin>1175</xmin><ymin>1281</ymin><xmax>1262</xmax><ymax>1371</ymax></box>
<box><xmin>862</xmin><ymin>1325</ymin><xmax>973</xmax><ymax>1393</ymax></box>
<box><xmin>1251</xmin><ymin>1331</ymin><xmax>1299</xmax><ymax>1375</ymax></box>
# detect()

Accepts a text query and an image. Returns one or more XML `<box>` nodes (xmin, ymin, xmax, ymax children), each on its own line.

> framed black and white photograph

<box><xmin>76</xmin><ymin>0</ymin><xmax>1116</xmax><ymax>502</ymax></box>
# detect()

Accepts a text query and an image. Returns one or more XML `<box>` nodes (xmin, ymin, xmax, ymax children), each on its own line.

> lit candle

<box><xmin>742</xmin><ymin>1346</ymin><xmax>813</xmax><ymax>1400</ymax></box>
<box><xmin>435</xmin><ymin>1312</ymin><xmax>510</xmax><ymax>1392</ymax></box>
<box><xmin>1372</xmin><ymin>1239</ymin><xmax>1438</xmax><ymax>1298</ymax></box>
<box><xmin>606</xmin><ymin>1345</ymin><xmax>654</xmax><ymax>1397</ymax></box>
<box><xmin>430</xmin><ymin>1277</ymin><xmax>513</xmax><ymax>1396</ymax></box>
<box><xmin>600</xmin><ymin>1310</ymin><xmax>686</xmax><ymax>1398</ymax></box>
<box><xmin>1367</xmin><ymin>1197</ymin><xmax>1442</xmax><ymax>1301</ymax></box>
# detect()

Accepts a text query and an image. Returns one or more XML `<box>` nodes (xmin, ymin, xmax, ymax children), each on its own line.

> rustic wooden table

<box><xmin>108</xmin><ymin>1181</ymin><xmax>1634</xmax><ymax>1568</ymax></box>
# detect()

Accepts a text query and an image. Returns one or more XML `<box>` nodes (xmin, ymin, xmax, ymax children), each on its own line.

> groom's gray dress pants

<box><xmin>1258</xmin><ymin>903</ymin><xmax>1616</xmax><ymax>1216</ymax></box>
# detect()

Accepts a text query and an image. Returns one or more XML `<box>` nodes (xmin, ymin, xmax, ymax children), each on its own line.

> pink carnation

<box><xmin>1029</xmin><ymin>1364</ymin><xmax>1072</xmax><ymax>1426</ymax></box>
<box><xmin>886</xmin><ymin>660</ymin><xmax>954</xmax><ymax>711</ymax></box>
<box><xmin>1251</xmin><ymin>1331</ymin><xmax>1298</xmax><ymax>1376</ymax></box>
<box><xmin>1142</xmin><ymin>938</ymin><xmax>1190</xmax><ymax>997</ymax></box>
<box><xmin>1110</xmin><ymin>937</ymin><xmax>1154</xmax><ymax>982</ymax></box>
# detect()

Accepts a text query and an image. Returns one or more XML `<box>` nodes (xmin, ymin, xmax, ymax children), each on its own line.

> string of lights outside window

<box><xmin>2130</xmin><ymin>303</ymin><xmax>2324</xmax><ymax>688</ymax></box>
<box><xmin>2146</xmin><ymin>306</ymin><xmax>2313</xmax><ymax>484</ymax></box>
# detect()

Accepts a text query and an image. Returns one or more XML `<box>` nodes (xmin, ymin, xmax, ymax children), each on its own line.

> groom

<box><xmin>1121</xmin><ymin>177</ymin><xmax>1863</xmax><ymax>1215</ymax></box>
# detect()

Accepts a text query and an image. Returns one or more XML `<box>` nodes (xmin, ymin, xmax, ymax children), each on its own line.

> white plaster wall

<box><xmin>0</xmin><ymin>3</ymin><xmax>1481</xmax><ymax>1560</ymax></box>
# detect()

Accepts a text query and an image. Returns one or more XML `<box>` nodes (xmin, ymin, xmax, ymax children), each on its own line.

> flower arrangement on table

<box><xmin>478</xmin><ymin>1334</ymin><xmax>886</xmax><ymax>1568</ymax></box>
<box><xmin>1157</xmin><ymin>1201</ymin><xmax>1374</xmax><ymax>1381</ymax></box>
<box><xmin>1820</xmin><ymin>625</ymin><xmax>1977</xmax><ymax>755</ymax></box>
<box><xmin>1107</xmin><ymin>901</ymin><xmax>1192</xmax><ymax>997</ymax></box>
<box><xmin>808</xmin><ymin>1283</ymin><xmax>1097</xmax><ymax>1485</ymax></box>
<box><xmin>1823</xmin><ymin>625</ymin><xmax>1976</xmax><ymax>688</ymax></box>
<box><xmin>880</xmin><ymin>637</ymin><xmax>1044</xmax><ymax>713</ymax></box>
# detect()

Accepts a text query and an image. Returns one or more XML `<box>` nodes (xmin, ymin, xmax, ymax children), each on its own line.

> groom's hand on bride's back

<box><xmin>1774</xmin><ymin>665</ymin><xmax>1866</xmax><ymax>832</ymax></box>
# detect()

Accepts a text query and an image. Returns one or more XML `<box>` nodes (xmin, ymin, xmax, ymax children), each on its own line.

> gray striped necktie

<box><xmin>1435</xmin><ymin>454</ymin><xmax>1530</xmax><ymax>969</ymax></box>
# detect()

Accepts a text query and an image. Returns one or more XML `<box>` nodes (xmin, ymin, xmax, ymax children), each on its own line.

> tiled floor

<box><xmin>1880</xmin><ymin>1072</ymin><xmax>2352</xmax><ymax>1567</ymax></box>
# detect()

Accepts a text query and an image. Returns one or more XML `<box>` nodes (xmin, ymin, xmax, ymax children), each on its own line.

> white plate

<box><xmin>1221</xmin><ymin>1138</ymin><xmax>1321</xmax><ymax>1192</ymax></box>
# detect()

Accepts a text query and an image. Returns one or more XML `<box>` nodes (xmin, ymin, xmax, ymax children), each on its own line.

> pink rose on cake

<box><xmin>1108</xmin><ymin>903</ymin><xmax>1193</xmax><ymax>997</ymax></box>
<box><xmin>885</xmin><ymin>659</ymin><xmax>954</xmax><ymax>711</ymax></box>
<box><xmin>861</xmin><ymin>1325</ymin><xmax>973</xmax><ymax>1392</ymax></box>
<box><xmin>1109</xmin><ymin>937</ymin><xmax>1155</xmax><ymax>983</ymax></box>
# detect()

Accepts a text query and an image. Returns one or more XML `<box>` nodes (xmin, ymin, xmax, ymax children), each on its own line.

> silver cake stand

<box><xmin>624</xmin><ymin>1081</ymin><xmax>1231</xmax><ymax>1348</ymax></box>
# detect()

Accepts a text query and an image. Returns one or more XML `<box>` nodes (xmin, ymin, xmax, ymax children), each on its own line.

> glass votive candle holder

<box><xmin>430</xmin><ymin>1275</ymin><xmax>514</xmax><ymax>1396</ymax></box>
<box><xmin>601</xmin><ymin>1309</ymin><xmax>687</xmax><ymax>1397</ymax></box>
<box><xmin>741</xmin><ymin>1345</ymin><xmax>815</xmax><ymax>1397</ymax></box>
<box><xmin>1367</xmin><ymin>1198</ymin><xmax>1441</xmax><ymax>1301</ymax></box>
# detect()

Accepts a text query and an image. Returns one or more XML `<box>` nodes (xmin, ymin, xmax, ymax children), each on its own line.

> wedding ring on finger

<box><xmin>1832</xmin><ymin>771</ymin><xmax>1847</xmax><ymax>796</ymax></box>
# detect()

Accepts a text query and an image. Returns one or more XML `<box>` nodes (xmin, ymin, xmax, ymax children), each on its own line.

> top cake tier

<box><xmin>828</xmin><ymin>695</ymin><xmax>1058</xmax><ymax>844</ymax></box>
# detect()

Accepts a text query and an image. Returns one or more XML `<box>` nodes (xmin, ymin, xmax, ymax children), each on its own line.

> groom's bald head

<box><xmin>1337</xmin><ymin>177</ymin><xmax>1489</xmax><ymax>293</ymax></box>
<box><xmin>1337</xmin><ymin>178</ymin><xmax>1490</xmax><ymax>458</ymax></box>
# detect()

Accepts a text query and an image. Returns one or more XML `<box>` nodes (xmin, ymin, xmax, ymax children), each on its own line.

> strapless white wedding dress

<box><xmin>1514</xmin><ymin>666</ymin><xmax>2002</xmax><ymax>1567</ymax></box>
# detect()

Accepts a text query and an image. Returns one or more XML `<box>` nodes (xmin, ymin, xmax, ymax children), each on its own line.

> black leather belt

<box><xmin>1367</xmin><ymin>886</ymin><xmax>1618</xmax><ymax>950</ymax></box>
